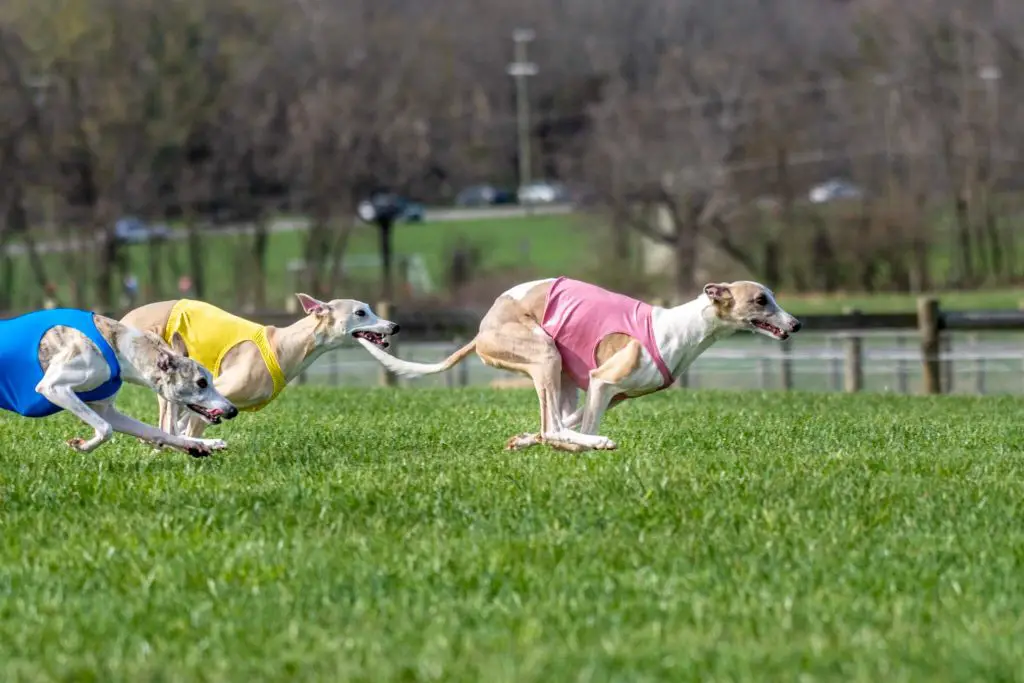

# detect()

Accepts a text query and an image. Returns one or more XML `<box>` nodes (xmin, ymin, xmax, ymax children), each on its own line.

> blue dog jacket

<box><xmin>0</xmin><ymin>309</ymin><xmax>123</xmax><ymax>418</ymax></box>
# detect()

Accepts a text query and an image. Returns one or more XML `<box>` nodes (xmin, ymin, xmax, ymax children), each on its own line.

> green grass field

<box><xmin>3</xmin><ymin>386</ymin><xmax>1024</xmax><ymax>681</ymax></box>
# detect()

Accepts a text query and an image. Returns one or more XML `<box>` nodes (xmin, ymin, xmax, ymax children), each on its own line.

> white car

<box><xmin>517</xmin><ymin>180</ymin><xmax>569</xmax><ymax>205</ymax></box>
<box><xmin>808</xmin><ymin>179</ymin><xmax>863</xmax><ymax>204</ymax></box>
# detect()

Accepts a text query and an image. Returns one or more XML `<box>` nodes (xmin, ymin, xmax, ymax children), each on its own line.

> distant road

<box><xmin>4</xmin><ymin>203</ymin><xmax>577</xmax><ymax>256</ymax></box>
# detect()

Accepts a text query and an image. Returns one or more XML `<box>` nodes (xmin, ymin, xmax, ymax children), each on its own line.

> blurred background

<box><xmin>2</xmin><ymin>0</ymin><xmax>1024</xmax><ymax>392</ymax></box>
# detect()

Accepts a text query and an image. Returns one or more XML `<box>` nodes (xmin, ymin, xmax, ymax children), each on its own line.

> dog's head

<box><xmin>702</xmin><ymin>281</ymin><xmax>802</xmax><ymax>341</ymax></box>
<box><xmin>146</xmin><ymin>332</ymin><xmax>239</xmax><ymax>425</ymax></box>
<box><xmin>294</xmin><ymin>293</ymin><xmax>400</xmax><ymax>350</ymax></box>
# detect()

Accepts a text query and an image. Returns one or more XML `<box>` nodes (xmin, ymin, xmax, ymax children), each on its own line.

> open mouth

<box><xmin>751</xmin><ymin>319</ymin><xmax>789</xmax><ymax>340</ymax></box>
<box><xmin>352</xmin><ymin>330</ymin><xmax>390</xmax><ymax>348</ymax></box>
<box><xmin>187</xmin><ymin>404</ymin><xmax>223</xmax><ymax>425</ymax></box>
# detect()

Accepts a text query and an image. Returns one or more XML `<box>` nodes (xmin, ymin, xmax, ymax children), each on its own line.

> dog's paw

<box><xmin>66</xmin><ymin>437</ymin><xmax>87</xmax><ymax>452</ymax></box>
<box><xmin>506</xmin><ymin>433</ymin><xmax>541</xmax><ymax>451</ymax></box>
<box><xmin>185</xmin><ymin>438</ymin><xmax>227</xmax><ymax>458</ymax></box>
<box><xmin>548</xmin><ymin>440</ymin><xmax>588</xmax><ymax>453</ymax></box>
<box><xmin>592</xmin><ymin>436</ymin><xmax>618</xmax><ymax>451</ymax></box>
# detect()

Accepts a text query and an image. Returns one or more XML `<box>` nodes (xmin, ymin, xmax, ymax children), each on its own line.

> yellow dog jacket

<box><xmin>164</xmin><ymin>299</ymin><xmax>287</xmax><ymax>412</ymax></box>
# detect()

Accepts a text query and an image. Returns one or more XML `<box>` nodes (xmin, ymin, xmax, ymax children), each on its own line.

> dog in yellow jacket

<box><xmin>121</xmin><ymin>294</ymin><xmax>399</xmax><ymax>438</ymax></box>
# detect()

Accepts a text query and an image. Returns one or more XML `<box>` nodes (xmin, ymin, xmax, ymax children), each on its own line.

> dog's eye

<box><xmin>197</xmin><ymin>378</ymin><xmax>208</xmax><ymax>389</ymax></box>
<box><xmin>355</xmin><ymin>310</ymin><xmax>366</xmax><ymax>317</ymax></box>
<box><xmin>754</xmin><ymin>295</ymin><xmax>768</xmax><ymax>306</ymax></box>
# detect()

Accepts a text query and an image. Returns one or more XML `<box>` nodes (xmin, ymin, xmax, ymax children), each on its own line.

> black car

<box><xmin>455</xmin><ymin>184</ymin><xmax>517</xmax><ymax>207</ymax></box>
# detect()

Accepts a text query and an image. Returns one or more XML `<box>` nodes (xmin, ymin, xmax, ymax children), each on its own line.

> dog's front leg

<box><xmin>576</xmin><ymin>379</ymin><xmax>618</xmax><ymax>450</ymax></box>
<box><xmin>35</xmin><ymin>384</ymin><xmax>115</xmax><ymax>452</ymax></box>
<box><xmin>93</xmin><ymin>402</ymin><xmax>228</xmax><ymax>458</ymax></box>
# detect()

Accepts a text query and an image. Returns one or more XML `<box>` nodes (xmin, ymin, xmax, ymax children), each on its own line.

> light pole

<box><xmin>507</xmin><ymin>28</ymin><xmax>537</xmax><ymax>195</ymax></box>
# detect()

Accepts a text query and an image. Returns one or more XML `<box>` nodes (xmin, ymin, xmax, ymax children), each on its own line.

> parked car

<box><xmin>517</xmin><ymin>180</ymin><xmax>570</xmax><ymax>205</ymax></box>
<box><xmin>398</xmin><ymin>198</ymin><xmax>425</xmax><ymax>222</ymax></box>
<box><xmin>113</xmin><ymin>216</ymin><xmax>171</xmax><ymax>244</ymax></box>
<box><xmin>808</xmin><ymin>179</ymin><xmax>863</xmax><ymax>204</ymax></box>
<box><xmin>455</xmin><ymin>184</ymin><xmax>518</xmax><ymax>206</ymax></box>
<box><xmin>357</xmin><ymin>193</ymin><xmax>425</xmax><ymax>224</ymax></box>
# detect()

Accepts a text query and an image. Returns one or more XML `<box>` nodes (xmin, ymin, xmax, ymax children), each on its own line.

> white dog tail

<box><xmin>356</xmin><ymin>337</ymin><xmax>477</xmax><ymax>378</ymax></box>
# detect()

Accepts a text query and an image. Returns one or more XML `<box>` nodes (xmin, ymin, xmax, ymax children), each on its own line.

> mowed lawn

<box><xmin>3</xmin><ymin>387</ymin><xmax>1024</xmax><ymax>681</ymax></box>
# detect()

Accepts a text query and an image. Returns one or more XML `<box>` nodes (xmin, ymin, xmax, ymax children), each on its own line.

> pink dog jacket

<box><xmin>540</xmin><ymin>277</ymin><xmax>673</xmax><ymax>393</ymax></box>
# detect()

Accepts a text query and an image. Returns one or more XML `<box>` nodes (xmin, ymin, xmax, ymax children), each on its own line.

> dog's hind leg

<box><xmin>512</xmin><ymin>371</ymin><xmax>582</xmax><ymax>446</ymax></box>
<box><xmin>477</xmin><ymin>330</ymin><xmax>611</xmax><ymax>452</ymax></box>
<box><xmin>473</xmin><ymin>328</ymin><xmax>564</xmax><ymax>451</ymax></box>
<box><xmin>91</xmin><ymin>400</ymin><xmax>227</xmax><ymax>457</ymax></box>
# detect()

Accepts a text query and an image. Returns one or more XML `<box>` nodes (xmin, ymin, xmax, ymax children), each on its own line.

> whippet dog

<box><xmin>357</xmin><ymin>277</ymin><xmax>802</xmax><ymax>452</ymax></box>
<box><xmin>0</xmin><ymin>308</ymin><xmax>238</xmax><ymax>456</ymax></box>
<box><xmin>120</xmin><ymin>294</ymin><xmax>399</xmax><ymax>438</ymax></box>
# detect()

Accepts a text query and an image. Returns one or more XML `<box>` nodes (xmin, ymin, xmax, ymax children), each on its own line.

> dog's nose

<box><xmin>391</xmin><ymin>323</ymin><xmax>401</xmax><ymax>334</ymax></box>
<box><xmin>225</xmin><ymin>405</ymin><xmax>239</xmax><ymax>420</ymax></box>
<box><xmin>792</xmin><ymin>319</ymin><xmax>802</xmax><ymax>333</ymax></box>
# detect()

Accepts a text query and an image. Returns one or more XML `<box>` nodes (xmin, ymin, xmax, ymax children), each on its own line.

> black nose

<box><xmin>792</xmin><ymin>320</ymin><xmax>802</xmax><ymax>333</ymax></box>
<box><xmin>391</xmin><ymin>323</ymin><xmax>400</xmax><ymax>334</ymax></box>
<box><xmin>226</xmin><ymin>406</ymin><xmax>239</xmax><ymax>420</ymax></box>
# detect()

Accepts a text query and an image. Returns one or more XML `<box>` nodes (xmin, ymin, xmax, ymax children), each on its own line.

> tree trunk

<box><xmin>953</xmin><ymin>193</ymin><xmax>973</xmax><ymax>286</ymax></box>
<box><xmin>983</xmin><ymin>200</ymin><xmax>1003</xmax><ymax>281</ymax></box>
<box><xmin>9</xmin><ymin>194</ymin><xmax>50</xmax><ymax>299</ymax></box>
<box><xmin>147</xmin><ymin>238</ymin><xmax>162</xmax><ymax>300</ymax></box>
<box><xmin>810</xmin><ymin>216</ymin><xmax>837</xmax><ymax>293</ymax></box>
<box><xmin>672</xmin><ymin>217</ymin><xmax>698</xmax><ymax>301</ymax></box>
<box><xmin>768</xmin><ymin>146</ymin><xmax>791</xmax><ymax>289</ymax></box>
<box><xmin>186</xmin><ymin>218</ymin><xmax>206</xmax><ymax>300</ymax></box>
<box><xmin>0</xmin><ymin>223</ymin><xmax>10</xmax><ymax>310</ymax></box>
<box><xmin>251</xmin><ymin>217</ymin><xmax>269</xmax><ymax>309</ymax></box>
<box><xmin>95</xmin><ymin>228</ymin><xmax>118</xmax><ymax>312</ymax></box>
<box><xmin>378</xmin><ymin>217</ymin><xmax>395</xmax><ymax>301</ymax></box>
<box><xmin>326</xmin><ymin>214</ymin><xmax>355</xmax><ymax>293</ymax></box>
<box><xmin>610</xmin><ymin>208</ymin><xmax>632</xmax><ymax>268</ymax></box>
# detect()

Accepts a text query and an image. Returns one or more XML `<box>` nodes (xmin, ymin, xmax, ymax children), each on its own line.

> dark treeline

<box><xmin>2</xmin><ymin>0</ymin><xmax>1024</xmax><ymax>308</ymax></box>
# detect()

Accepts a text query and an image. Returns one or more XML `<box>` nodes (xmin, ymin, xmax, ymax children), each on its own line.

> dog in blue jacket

<box><xmin>0</xmin><ymin>308</ymin><xmax>239</xmax><ymax>456</ymax></box>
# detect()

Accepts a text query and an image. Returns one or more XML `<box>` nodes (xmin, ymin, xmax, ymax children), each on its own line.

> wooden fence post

<box><xmin>778</xmin><ymin>338</ymin><xmax>793</xmax><ymax>391</ymax></box>
<box><xmin>843</xmin><ymin>308</ymin><xmax>863</xmax><ymax>393</ymax></box>
<box><xmin>895</xmin><ymin>334</ymin><xmax>908</xmax><ymax>394</ymax></box>
<box><xmin>917</xmin><ymin>296</ymin><xmax>941</xmax><ymax>394</ymax></box>
<box><xmin>941</xmin><ymin>333</ymin><xmax>954</xmax><ymax>393</ymax></box>
<box><xmin>377</xmin><ymin>301</ymin><xmax>399</xmax><ymax>387</ymax></box>
<box><xmin>970</xmin><ymin>332</ymin><xmax>984</xmax><ymax>395</ymax></box>
<box><xmin>827</xmin><ymin>335</ymin><xmax>841</xmax><ymax>391</ymax></box>
<box><xmin>759</xmin><ymin>340</ymin><xmax>771</xmax><ymax>390</ymax></box>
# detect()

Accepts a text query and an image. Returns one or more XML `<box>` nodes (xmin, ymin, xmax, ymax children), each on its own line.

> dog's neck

<box><xmin>105</xmin><ymin>323</ymin><xmax>158</xmax><ymax>389</ymax></box>
<box><xmin>651</xmin><ymin>294</ymin><xmax>734</xmax><ymax>376</ymax></box>
<box><xmin>268</xmin><ymin>314</ymin><xmax>336</xmax><ymax>381</ymax></box>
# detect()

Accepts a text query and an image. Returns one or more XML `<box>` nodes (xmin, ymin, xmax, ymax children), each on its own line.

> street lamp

<box><xmin>507</xmin><ymin>29</ymin><xmax>537</xmax><ymax>196</ymax></box>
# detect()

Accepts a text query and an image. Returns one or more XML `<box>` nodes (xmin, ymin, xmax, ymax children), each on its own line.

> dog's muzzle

<box><xmin>352</xmin><ymin>330</ymin><xmax>391</xmax><ymax>348</ymax></box>
<box><xmin>187</xmin><ymin>404</ymin><xmax>236</xmax><ymax>424</ymax></box>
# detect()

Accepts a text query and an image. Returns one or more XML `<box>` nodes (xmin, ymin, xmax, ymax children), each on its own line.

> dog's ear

<box><xmin>157</xmin><ymin>349</ymin><xmax>175</xmax><ymax>373</ymax></box>
<box><xmin>703</xmin><ymin>283</ymin><xmax>733</xmax><ymax>303</ymax></box>
<box><xmin>296</xmin><ymin>293</ymin><xmax>328</xmax><ymax>316</ymax></box>
<box><xmin>170</xmin><ymin>332</ymin><xmax>189</xmax><ymax>358</ymax></box>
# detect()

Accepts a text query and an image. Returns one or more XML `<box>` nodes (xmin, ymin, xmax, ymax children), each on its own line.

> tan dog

<box><xmin>120</xmin><ymin>294</ymin><xmax>398</xmax><ymax>438</ymax></box>
<box><xmin>357</xmin><ymin>277</ymin><xmax>801</xmax><ymax>452</ymax></box>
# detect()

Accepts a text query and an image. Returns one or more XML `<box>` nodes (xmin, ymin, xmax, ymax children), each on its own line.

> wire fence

<box><xmin>293</xmin><ymin>331</ymin><xmax>1024</xmax><ymax>395</ymax></box>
